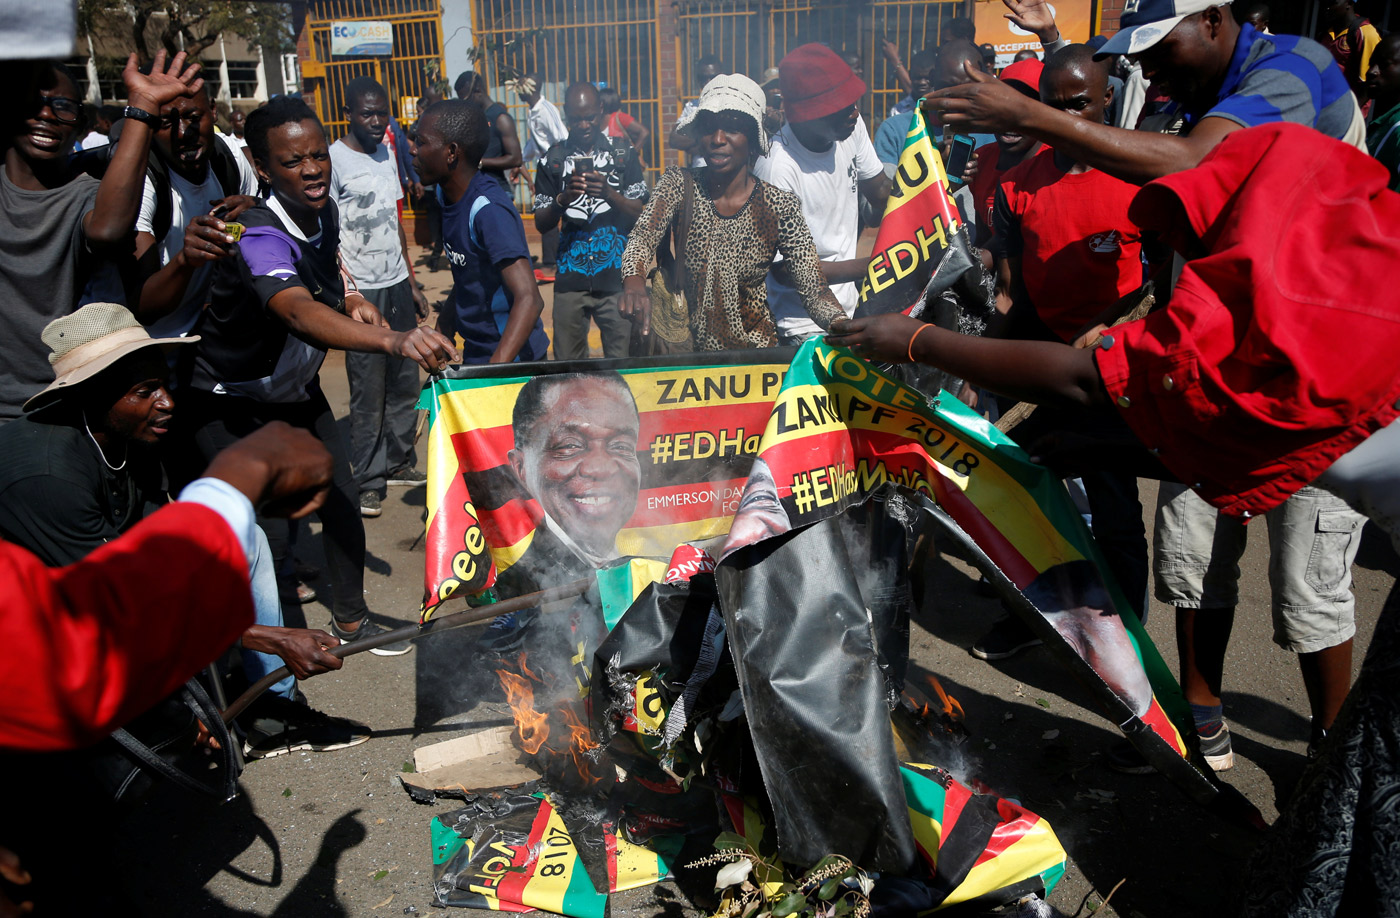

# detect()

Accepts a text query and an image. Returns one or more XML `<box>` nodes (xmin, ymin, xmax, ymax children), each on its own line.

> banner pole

<box><xmin>220</xmin><ymin>577</ymin><xmax>593</xmax><ymax>724</ymax></box>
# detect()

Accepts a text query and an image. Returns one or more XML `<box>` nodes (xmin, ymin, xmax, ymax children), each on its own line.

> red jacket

<box><xmin>1095</xmin><ymin>123</ymin><xmax>1400</xmax><ymax>517</ymax></box>
<box><xmin>0</xmin><ymin>502</ymin><xmax>253</xmax><ymax>751</ymax></box>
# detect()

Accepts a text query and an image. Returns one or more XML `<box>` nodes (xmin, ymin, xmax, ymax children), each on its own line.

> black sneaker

<box><xmin>476</xmin><ymin>607</ymin><xmax>539</xmax><ymax>657</ymax></box>
<box><xmin>331</xmin><ymin>616</ymin><xmax>414</xmax><ymax>656</ymax></box>
<box><xmin>242</xmin><ymin>694</ymin><xmax>370</xmax><ymax>760</ymax></box>
<box><xmin>360</xmin><ymin>491</ymin><xmax>382</xmax><ymax>518</ymax></box>
<box><xmin>970</xmin><ymin>617</ymin><xmax>1043</xmax><ymax>661</ymax></box>
<box><xmin>1106</xmin><ymin>739</ymin><xmax>1157</xmax><ymax>775</ymax></box>
<box><xmin>387</xmin><ymin>466</ymin><xmax>428</xmax><ymax>487</ymax></box>
<box><xmin>1198</xmin><ymin>723</ymin><xmax>1234</xmax><ymax>771</ymax></box>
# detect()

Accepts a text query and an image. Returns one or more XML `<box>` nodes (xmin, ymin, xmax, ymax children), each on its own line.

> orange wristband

<box><xmin>907</xmin><ymin>323</ymin><xmax>931</xmax><ymax>364</ymax></box>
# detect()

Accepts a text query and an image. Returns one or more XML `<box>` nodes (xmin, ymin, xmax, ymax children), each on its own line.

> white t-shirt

<box><xmin>136</xmin><ymin>152</ymin><xmax>261</xmax><ymax>339</ymax></box>
<box><xmin>755</xmin><ymin>117</ymin><xmax>883</xmax><ymax>339</ymax></box>
<box><xmin>329</xmin><ymin>139</ymin><xmax>407</xmax><ymax>290</ymax></box>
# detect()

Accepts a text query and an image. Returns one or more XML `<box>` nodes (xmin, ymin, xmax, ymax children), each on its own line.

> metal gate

<box><xmin>677</xmin><ymin>0</ymin><xmax>967</xmax><ymax>134</ymax></box>
<box><xmin>470</xmin><ymin>0</ymin><xmax>664</xmax><ymax>188</ymax></box>
<box><xmin>302</xmin><ymin>0</ymin><xmax>447</xmax><ymax>140</ymax></box>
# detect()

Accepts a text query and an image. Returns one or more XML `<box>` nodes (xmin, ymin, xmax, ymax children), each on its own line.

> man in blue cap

<box><xmin>924</xmin><ymin>0</ymin><xmax>1364</xmax><ymax>183</ymax></box>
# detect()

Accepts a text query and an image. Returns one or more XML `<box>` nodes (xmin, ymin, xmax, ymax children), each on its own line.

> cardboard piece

<box><xmin>401</xmin><ymin>726</ymin><xmax>541</xmax><ymax>798</ymax></box>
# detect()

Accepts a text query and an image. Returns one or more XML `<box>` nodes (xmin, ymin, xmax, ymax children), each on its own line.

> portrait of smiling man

<box><xmin>507</xmin><ymin>371</ymin><xmax>642</xmax><ymax>578</ymax></box>
<box><xmin>478</xmin><ymin>370</ymin><xmax>642</xmax><ymax>656</ymax></box>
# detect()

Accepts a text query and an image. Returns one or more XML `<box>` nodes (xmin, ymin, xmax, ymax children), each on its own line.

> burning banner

<box><xmin>416</xmin><ymin>340</ymin><xmax>1252</xmax><ymax>914</ymax></box>
<box><xmin>712</xmin><ymin>339</ymin><xmax>1225</xmax><ymax>847</ymax></box>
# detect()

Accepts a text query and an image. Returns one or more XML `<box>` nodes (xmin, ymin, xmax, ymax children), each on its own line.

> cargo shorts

<box><xmin>1154</xmin><ymin>482</ymin><xmax>1364</xmax><ymax>653</ymax></box>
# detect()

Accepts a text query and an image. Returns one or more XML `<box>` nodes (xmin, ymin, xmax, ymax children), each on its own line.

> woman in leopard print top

<box><xmin>620</xmin><ymin>77</ymin><xmax>842</xmax><ymax>351</ymax></box>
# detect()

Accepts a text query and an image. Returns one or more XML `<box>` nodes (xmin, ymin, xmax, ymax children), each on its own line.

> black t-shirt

<box><xmin>533</xmin><ymin>136</ymin><xmax>648</xmax><ymax>295</ymax></box>
<box><xmin>0</xmin><ymin>413</ymin><xmax>161</xmax><ymax>566</ymax></box>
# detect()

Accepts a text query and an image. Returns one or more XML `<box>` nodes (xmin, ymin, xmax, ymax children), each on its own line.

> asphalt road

<box><xmin>119</xmin><ymin>250</ymin><xmax>1398</xmax><ymax>918</ymax></box>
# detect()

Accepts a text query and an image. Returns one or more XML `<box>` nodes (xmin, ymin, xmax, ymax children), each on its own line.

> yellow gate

<box><xmin>677</xmin><ymin>0</ymin><xmax>967</xmax><ymax>134</ymax></box>
<box><xmin>302</xmin><ymin>0</ymin><xmax>447</xmax><ymax>139</ymax></box>
<box><xmin>470</xmin><ymin>0</ymin><xmax>665</xmax><ymax>191</ymax></box>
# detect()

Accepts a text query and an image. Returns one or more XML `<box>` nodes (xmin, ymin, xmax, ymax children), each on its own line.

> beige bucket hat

<box><xmin>23</xmin><ymin>302</ymin><xmax>198</xmax><ymax>412</ymax></box>
<box><xmin>674</xmin><ymin>73</ymin><xmax>771</xmax><ymax>154</ymax></box>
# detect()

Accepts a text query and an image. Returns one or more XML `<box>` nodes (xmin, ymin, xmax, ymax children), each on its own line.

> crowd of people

<box><xmin>1</xmin><ymin>0</ymin><xmax>1399</xmax><ymax>913</ymax></box>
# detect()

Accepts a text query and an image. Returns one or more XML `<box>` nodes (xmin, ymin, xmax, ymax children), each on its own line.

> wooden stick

<box><xmin>220</xmin><ymin>577</ymin><xmax>593</xmax><ymax>724</ymax></box>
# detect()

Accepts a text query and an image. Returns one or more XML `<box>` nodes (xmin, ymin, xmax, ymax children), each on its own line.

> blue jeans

<box><xmin>243</xmin><ymin>525</ymin><xmax>296</xmax><ymax>699</ymax></box>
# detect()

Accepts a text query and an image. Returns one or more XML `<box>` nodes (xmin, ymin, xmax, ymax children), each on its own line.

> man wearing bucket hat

<box><xmin>0</xmin><ymin>303</ymin><xmax>370</xmax><ymax>760</ymax></box>
<box><xmin>925</xmin><ymin>0</ymin><xmax>1365</xmax><ymax>184</ymax></box>
<box><xmin>756</xmin><ymin>43</ymin><xmax>888</xmax><ymax>346</ymax></box>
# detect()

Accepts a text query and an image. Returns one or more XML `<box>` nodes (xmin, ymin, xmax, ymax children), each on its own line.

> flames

<box><xmin>496</xmin><ymin>653</ymin><xmax>602</xmax><ymax>786</ymax></box>
<box><xmin>898</xmin><ymin>673</ymin><xmax>967</xmax><ymax>744</ymax></box>
<box><xmin>924</xmin><ymin>674</ymin><xmax>965</xmax><ymax>724</ymax></box>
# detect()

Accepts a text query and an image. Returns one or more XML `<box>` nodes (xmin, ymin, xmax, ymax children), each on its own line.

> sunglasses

<box><xmin>695</xmin><ymin>110</ymin><xmax>753</xmax><ymax>136</ymax></box>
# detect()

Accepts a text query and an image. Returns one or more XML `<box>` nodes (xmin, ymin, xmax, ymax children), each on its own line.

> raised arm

<box><xmin>84</xmin><ymin>51</ymin><xmax>204</xmax><ymax>245</ymax></box>
<box><xmin>925</xmin><ymin>66</ymin><xmax>1242</xmax><ymax>185</ymax></box>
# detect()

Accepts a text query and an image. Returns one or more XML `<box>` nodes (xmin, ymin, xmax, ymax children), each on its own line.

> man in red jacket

<box><xmin>0</xmin><ymin>420</ymin><xmax>333</xmax><ymax>751</ymax></box>
<box><xmin>828</xmin><ymin>123</ymin><xmax>1400</xmax><ymax>916</ymax></box>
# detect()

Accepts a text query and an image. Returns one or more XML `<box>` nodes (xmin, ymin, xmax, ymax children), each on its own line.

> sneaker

<box><xmin>331</xmin><ymin>615</ymin><xmax>414</xmax><ymax>656</ymax></box>
<box><xmin>360</xmin><ymin>491</ymin><xmax>382</xmax><ymax>517</ymax></box>
<box><xmin>970</xmin><ymin>617</ymin><xmax>1043</xmax><ymax>661</ymax></box>
<box><xmin>1198</xmin><ymin>722</ymin><xmax>1234</xmax><ymax>771</ymax></box>
<box><xmin>387</xmin><ymin>466</ymin><xmax>428</xmax><ymax>487</ymax></box>
<box><xmin>1106</xmin><ymin>739</ymin><xmax>1157</xmax><ymax>775</ymax></box>
<box><xmin>475</xmin><ymin>607</ymin><xmax>539</xmax><ymax>657</ymax></box>
<box><xmin>242</xmin><ymin>694</ymin><xmax>370</xmax><ymax>760</ymax></box>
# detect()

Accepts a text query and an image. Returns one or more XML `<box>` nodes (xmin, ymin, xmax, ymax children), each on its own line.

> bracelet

<box><xmin>907</xmin><ymin>323</ymin><xmax>931</xmax><ymax>364</ymax></box>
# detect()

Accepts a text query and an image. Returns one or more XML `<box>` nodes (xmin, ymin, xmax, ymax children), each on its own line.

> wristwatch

<box><xmin>122</xmin><ymin>105</ymin><xmax>157</xmax><ymax>126</ymax></box>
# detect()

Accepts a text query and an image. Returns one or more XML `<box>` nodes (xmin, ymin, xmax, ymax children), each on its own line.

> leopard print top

<box><xmin>621</xmin><ymin>167</ymin><xmax>843</xmax><ymax>350</ymax></box>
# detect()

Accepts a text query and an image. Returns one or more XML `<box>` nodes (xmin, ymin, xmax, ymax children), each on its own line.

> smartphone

<box><xmin>945</xmin><ymin>133</ymin><xmax>976</xmax><ymax>186</ymax></box>
<box><xmin>575</xmin><ymin>156</ymin><xmax>596</xmax><ymax>175</ymax></box>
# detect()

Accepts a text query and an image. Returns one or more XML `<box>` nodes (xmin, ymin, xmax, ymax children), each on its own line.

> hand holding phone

<box><xmin>944</xmin><ymin>133</ymin><xmax>976</xmax><ymax>187</ymax></box>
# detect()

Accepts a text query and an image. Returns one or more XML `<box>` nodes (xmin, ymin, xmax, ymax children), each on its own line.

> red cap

<box><xmin>999</xmin><ymin>58</ymin><xmax>1044</xmax><ymax>96</ymax></box>
<box><xmin>778</xmin><ymin>44</ymin><xmax>868</xmax><ymax>123</ymax></box>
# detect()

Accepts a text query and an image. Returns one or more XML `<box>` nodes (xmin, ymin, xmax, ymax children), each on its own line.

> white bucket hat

<box><xmin>673</xmin><ymin>73</ymin><xmax>770</xmax><ymax>154</ymax></box>
<box><xmin>24</xmin><ymin>302</ymin><xmax>197</xmax><ymax>412</ymax></box>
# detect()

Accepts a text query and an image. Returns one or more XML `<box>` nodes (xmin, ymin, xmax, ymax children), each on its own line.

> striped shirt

<box><xmin>1180</xmin><ymin>23</ymin><xmax>1356</xmax><ymax>142</ymax></box>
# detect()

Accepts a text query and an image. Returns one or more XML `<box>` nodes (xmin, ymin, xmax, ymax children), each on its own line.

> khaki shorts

<box><xmin>1154</xmin><ymin>482</ymin><xmax>1364</xmax><ymax>653</ymax></box>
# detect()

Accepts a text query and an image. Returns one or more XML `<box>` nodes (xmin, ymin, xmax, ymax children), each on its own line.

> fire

<box><xmin>496</xmin><ymin>667</ymin><xmax>550</xmax><ymax>755</ymax></box>
<box><xmin>925</xmin><ymin>674</ymin><xmax>965</xmax><ymax>723</ymax></box>
<box><xmin>558</xmin><ymin>705</ymin><xmax>601</xmax><ymax>786</ymax></box>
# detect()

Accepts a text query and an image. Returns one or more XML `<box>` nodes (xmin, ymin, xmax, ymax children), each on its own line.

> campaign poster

<box><xmin>419</xmin><ymin>352</ymin><xmax>793</xmax><ymax>620</ymax></box>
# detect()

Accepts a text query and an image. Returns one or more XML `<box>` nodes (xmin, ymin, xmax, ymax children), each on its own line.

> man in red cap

<box><xmin>756</xmin><ymin>43</ymin><xmax>888</xmax><ymax>345</ymax></box>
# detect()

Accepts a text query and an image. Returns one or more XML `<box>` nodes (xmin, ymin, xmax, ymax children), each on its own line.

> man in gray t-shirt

<box><xmin>0</xmin><ymin>53</ymin><xmax>207</xmax><ymax>422</ymax></box>
<box><xmin>329</xmin><ymin>76</ymin><xmax>430</xmax><ymax>516</ymax></box>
